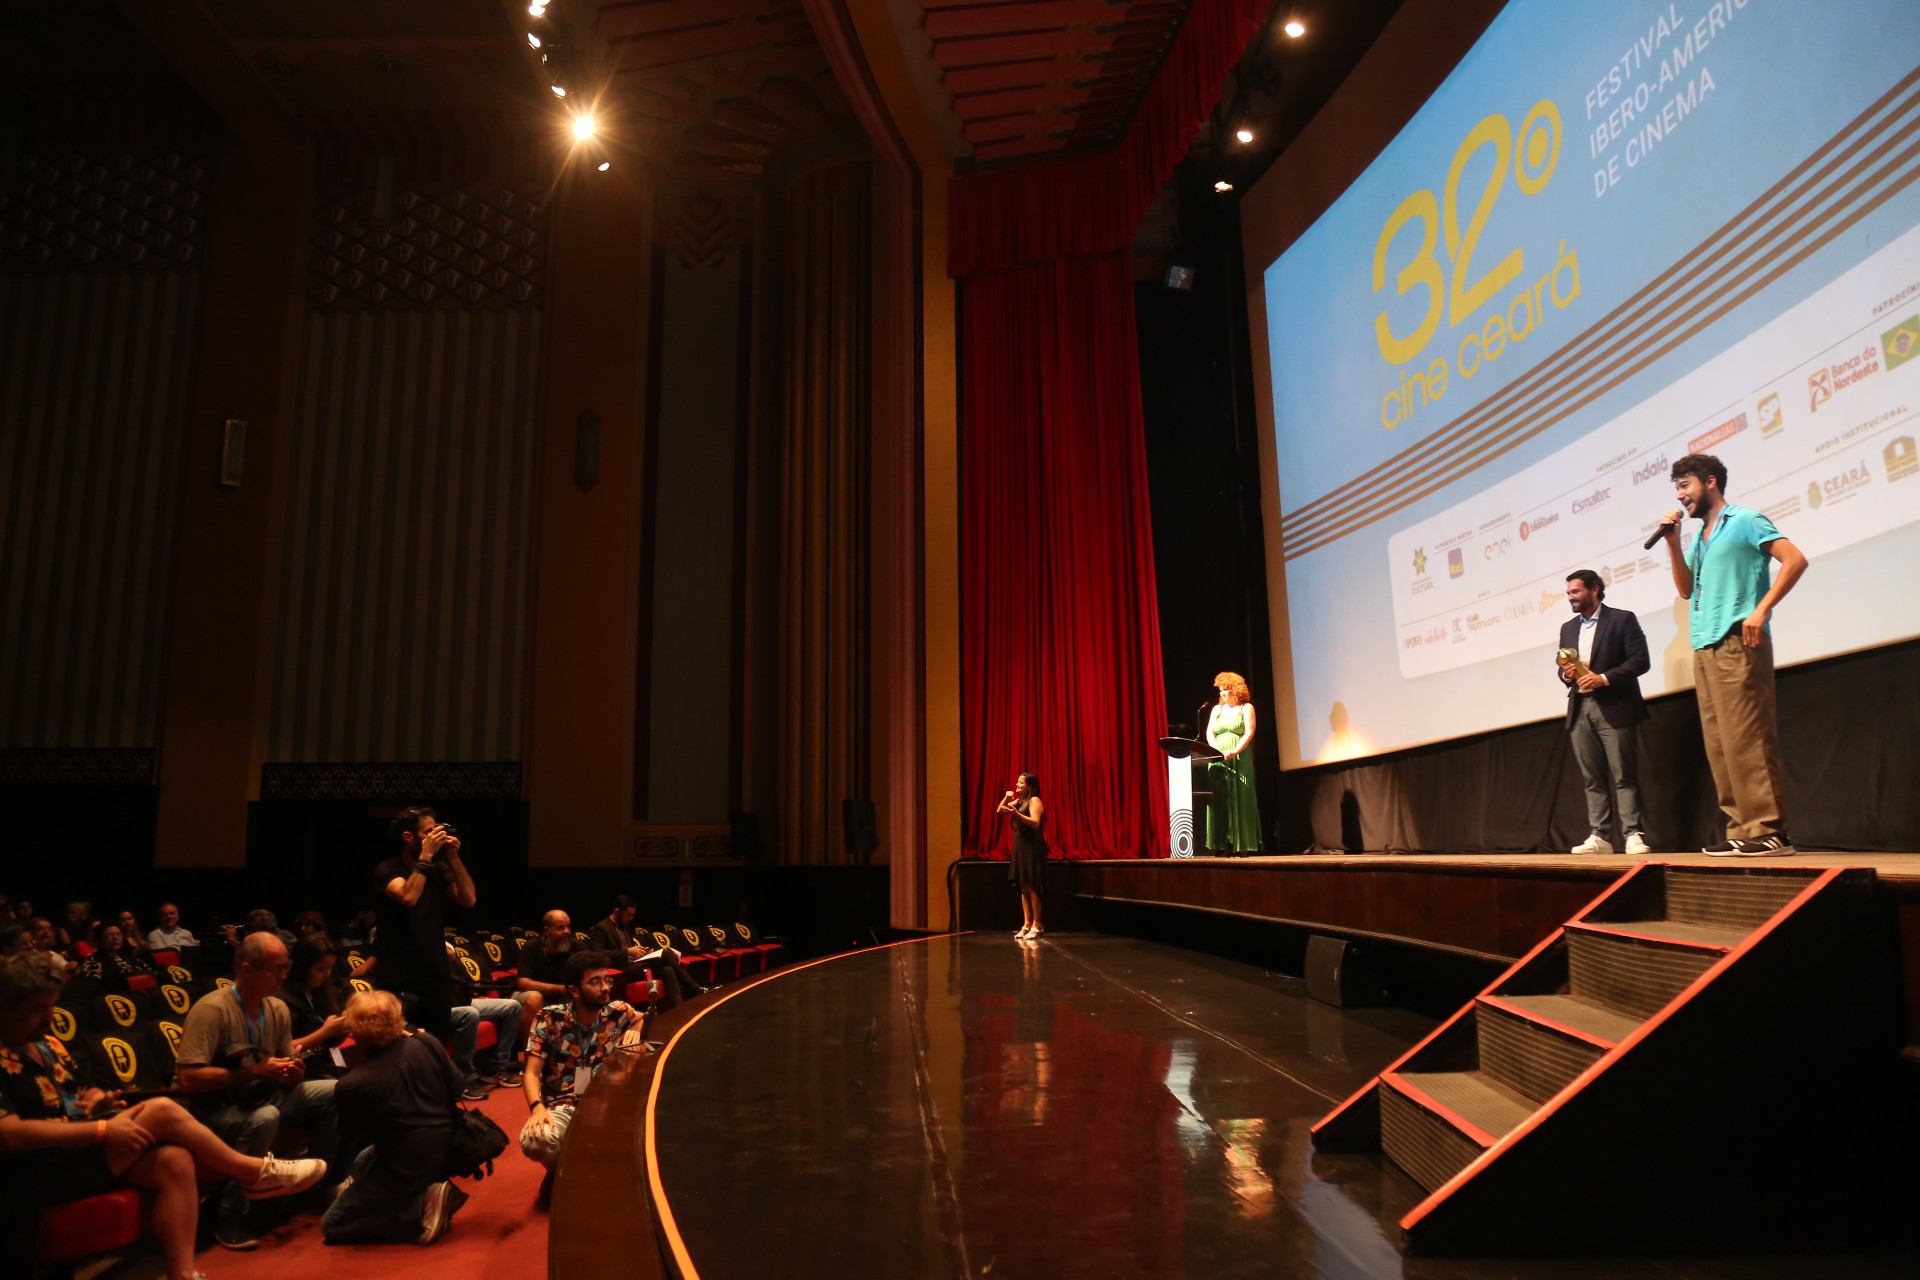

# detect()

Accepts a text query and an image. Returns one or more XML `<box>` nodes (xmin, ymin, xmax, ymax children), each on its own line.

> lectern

<box><xmin>1157</xmin><ymin>735</ymin><xmax>1220</xmax><ymax>858</ymax></box>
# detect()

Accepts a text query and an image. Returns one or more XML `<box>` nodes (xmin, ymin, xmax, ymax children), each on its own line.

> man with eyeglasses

<box><xmin>518</xmin><ymin>950</ymin><xmax>645</xmax><ymax>1204</ymax></box>
<box><xmin>175</xmin><ymin>932</ymin><xmax>339</xmax><ymax>1250</ymax></box>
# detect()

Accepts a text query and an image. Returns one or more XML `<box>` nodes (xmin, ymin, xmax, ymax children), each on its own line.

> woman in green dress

<box><xmin>1205</xmin><ymin>671</ymin><xmax>1261</xmax><ymax>853</ymax></box>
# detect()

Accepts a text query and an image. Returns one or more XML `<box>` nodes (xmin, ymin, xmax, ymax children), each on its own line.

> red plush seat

<box><xmin>624</xmin><ymin>978</ymin><xmax>661</xmax><ymax>1006</ymax></box>
<box><xmin>38</xmin><ymin>1188</ymin><xmax>147</xmax><ymax>1265</ymax></box>
<box><xmin>148</xmin><ymin>948</ymin><xmax>180</xmax><ymax>968</ymax></box>
<box><xmin>126</xmin><ymin>973</ymin><xmax>158</xmax><ymax>993</ymax></box>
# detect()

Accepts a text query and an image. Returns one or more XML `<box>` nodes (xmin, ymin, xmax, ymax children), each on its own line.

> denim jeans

<box><xmin>447</xmin><ymin>997</ymin><xmax>524</xmax><ymax>1082</ymax></box>
<box><xmin>194</xmin><ymin>1078</ymin><xmax>338</xmax><ymax>1222</ymax></box>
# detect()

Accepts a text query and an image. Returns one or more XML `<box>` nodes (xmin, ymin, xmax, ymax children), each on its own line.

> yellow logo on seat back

<box><xmin>735</xmin><ymin>923</ymin><xmax>753</xmax><ymax>941</ymax></box>
<box><xmin>105</xmin><ymin>995</ymin><xmax>139</xmax><ymax>1027</ymax></box>
<box><xmin>651</xmin><ymin>931</ymin><xmax>672</xmax><ymax>949</ymax></box>
<box><xmin>50</xmin><ymin>1007</ymin><xmax>77</xmax><ymax>1041</ymax></box>
<box><xmin>158</xmin><ymin>1022</ymin><xmax>184</xmax><ymax>1054</ymax></box>
<box><xmin>167</xmin><ymin>965</ymin><xmax>193</xmax><ymax>985</ymax></box>
<box><xmin>161</xmin><ymin>985</ymin><xmax>191</xmax><ymax>1015</ymax></box>
<box><xmin>461</xmin><ymin>956</ymin><xmax>481</xmax><ymax>981</ymax></box>
<box><xmin>351</xmin><ymin>979</ymin><xmax>373</xmax><ymax>993</ymax></box>
<box><xmin>707</xmin><ymin>926</ymin><xmax>727</xmax><ymax>943</ymax></box>
<box><xmin>680</xmin><ymin>929</ymin><xmax>701</xmax><ymax>950</ymax></box>
<box><xmin>102</xmin><ymin>1036</ymin><xmax>139</xmax><ymax>1082</ymax></box>
<box><xmin>214</xmin><ymin>977</ymin><xmax>234</xmax><ymax>991</ymax></box>
<box><xmin>484</xmin><ymin>941</ymin><xmax>502</xmax><ymax>964</ymax></box>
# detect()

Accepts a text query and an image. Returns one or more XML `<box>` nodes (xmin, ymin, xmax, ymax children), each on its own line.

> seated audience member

<box><xmin>291</xmin><ymin>911</ymin><xmax>329</xmax><ymax>940</ymax></box>
<box><xmin>519</xmin><ymin>951</ymin><xmax>644</xmax><ymax>1201</ymax></box>
<box><xmin>244</xmin><ymin>909</ymin><xmax>297</xmax><ymax>947</ymax></box>
<box><xmin>115</xmin><ymin>909</ymin><xmax>147</xmax><ymax>951</ymax></box>
<box><xmin>445</xmin><ymin>944</ymin><xmax>522</xmax><ymax>1101</ymax></box>
<box><xmin>75</xmin><ymin>923</ymin><xmax>158</xmax><ymax>988</ymax></box>
<box><xmin>175</xmin><ymin>933</ymin><xmax>339</xmax><ymax>1250</ymax></box>
<box><xmin>588</xmin><ymin>895</ymin><xmax>706</xmax><ymax>1008</ymax></box>
<box><xmin>0</xmin><ymin>923</ymin><xmax>31</xmax><ymax>957</ymax></box>
<box><xmin>146</xmin><ymin>902</ymin><xmax>198</xmax><ymax>952</ymax></box>
<box><xmin>58</xmin><ymin>901</ymin><xmax>96</xmax><ymax>956</ymax></box>
<box><xmin>13</xmin><ymin>898</ymin><xmax>33</xmax><ymax>926</ymax></box>
<box><xmin>1</xmin><ymin>952</ymin><xmax>324</xmax><ymax>1279</ymax></box>
<box><xmin>336</xmin><ymin>908</ymin><xmax>377</xmax><ymax>949</ymax></box>
<box><xmin>513</xmin><ymin>910</ymin><xmax>577</xmax><ymax>1022</ymax></box>
<box><xmin>323</xmin><ymin>990</ymin><xmax>468</xmax><ymax>1246</ymax></box>
<box><xmin>279</xmin><ymin>935</ymin><xmax>349</xmax><ymax>1070</ymax></box>
<box><xmin>26</xmin><ymin>918</ymin><xmax>60</xmax><ymax>956</ymax></box>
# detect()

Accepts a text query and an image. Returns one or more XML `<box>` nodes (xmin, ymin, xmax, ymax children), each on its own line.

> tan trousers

<box><xmin>1692</xmin><ymin>631</ymin><xmax>1787</xmax><ymax>840</ymax></box>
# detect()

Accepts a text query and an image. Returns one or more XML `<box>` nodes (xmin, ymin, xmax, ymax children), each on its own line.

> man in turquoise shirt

<box><xmin>1652</xmin><ymin>453</ymin><xmax>1809</xmax><ymax>856</ymax></box>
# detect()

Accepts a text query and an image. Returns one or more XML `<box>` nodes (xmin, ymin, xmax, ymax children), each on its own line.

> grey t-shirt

<box><xmin>176</xmin><ymin>988</ymin><xmax>293</xmax><ymax>1068</ymax></box>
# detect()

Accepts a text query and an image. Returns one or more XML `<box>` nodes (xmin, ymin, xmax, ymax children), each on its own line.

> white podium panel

<box><xmin>1168</xmin><ymin>756</ymin><xmax>1194</xmax><ymax>858</ymax></box>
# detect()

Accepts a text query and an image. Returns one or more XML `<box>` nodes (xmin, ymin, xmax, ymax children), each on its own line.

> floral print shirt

<box><xmin>0</xmin><ymin>1036</ymin><xmax>87</xmax><ymax>1122</ymax></box>
<box><xmin>528</xmin><ymin>1001</ymin><xmax>642</xmax><ymax>1107</ymax></box>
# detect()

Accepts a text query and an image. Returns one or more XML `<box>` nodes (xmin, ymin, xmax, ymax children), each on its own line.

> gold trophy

<box><xmin>1556</xmin><ymin>647</ymin><xmax>1593</xmax><ymax>690</ymax></box>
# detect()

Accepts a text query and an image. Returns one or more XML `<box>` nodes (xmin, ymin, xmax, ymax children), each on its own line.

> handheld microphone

<box><xmin>1641</xmin><ymin>527</ymin><xmax>1664</xmax><ymax>551</ymax></box>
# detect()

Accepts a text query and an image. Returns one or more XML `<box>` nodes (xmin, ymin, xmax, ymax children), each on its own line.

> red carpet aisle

<box><xmin>190</xmin><ymin>1084</ymin><xmax>547</xmax><ymax>1279</ymax></box>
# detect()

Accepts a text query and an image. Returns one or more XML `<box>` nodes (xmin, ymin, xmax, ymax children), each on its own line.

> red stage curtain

<box><xmin>947</xmin><ymin>0</ymin><xmax>1268</xmax><ymax>276</ymax></box>
<box><xmin>960</xmin><ymin>252</ymin><xmax>1169</xmax><ymax>859</ymax></box>
<box><xmin>953</xmin><ymin>0</ymin><xmax>1261</xmax><ymax>859</ymax></box>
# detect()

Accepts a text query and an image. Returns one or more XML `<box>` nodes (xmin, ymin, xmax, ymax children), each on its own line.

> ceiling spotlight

<box><xmin>529</xmin><ymin>1</ymin><xmax>547</xmax><ymax>14</ymax></box>
<box><xmin>1283</xmin><ymin>19</ymin><xmax>1306</xmax><ymax>38</ymax></box>
<box><xmin>550</xmin><ymin>83</ymin><xmax>567</xmax><ymax>97</ymax></box>
<box><xmin>1214</xmin><ymin>180</ymin><xmax>1234</xmax><ymax>193</ymax></box>
<box><xmin>1235</xmin><ymin>127</ymin><xmax>1254</xmax><ymax>144</ymax></box>
<box><xmin>597</xmin><ymin>160</ymin><xmax>611</xmax><ymax>172</ymax></box>
<box><xmin>572</xmin><ymin>113</ymin><xmax>596</xmax><ymax>141</ymax></box>
<box><xmin>527</xmin><ymin>33</ymin><xmax>541</xmax><ymax>48</ymax></box>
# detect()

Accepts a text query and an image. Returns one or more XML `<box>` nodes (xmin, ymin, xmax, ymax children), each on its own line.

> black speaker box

<box><xmin>841</xmin><ymin>798</ymin><xmax>878</xmax><ymax>861</ymax></box>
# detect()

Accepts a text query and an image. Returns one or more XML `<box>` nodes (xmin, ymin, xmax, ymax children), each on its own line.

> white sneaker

<box><xmin>244</xmin><ymin>1153</ymin><xmax>326</xmax><ymax>1199</ymax></box>
<box><xmin>1624</xmin><ymin>832</ymin><xmax>1651</xmax><ymax>856</ymax></box>
<box><xmin>1571</xmin><ymin>834</ymin><xmax>1613</xmax><ymax>855</ymax></box>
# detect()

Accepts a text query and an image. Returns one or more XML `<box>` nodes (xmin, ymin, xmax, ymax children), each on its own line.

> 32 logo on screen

<box><xmin>1374</xmin><ymin>101</ymin><xmax>1582</xmax><ymax>430</ymax></box>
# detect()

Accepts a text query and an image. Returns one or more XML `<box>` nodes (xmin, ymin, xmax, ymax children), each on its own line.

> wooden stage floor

<box><xmin>603</xmin><ymin>934</ymin><xmax>1918</xmax><ymax>1279</ymax></box>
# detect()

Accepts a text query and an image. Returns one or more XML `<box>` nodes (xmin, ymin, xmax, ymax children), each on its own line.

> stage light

<box><xmin>1284</xmin><ymin>19</ymin><xmax>1305</xmax><ymax>38</ymax></box>
<box><xmin>1235</xmin><ymin>127</ymin><xmax>1254</xmax><ymax>144</ymax></box>
<box><xmin>529</xmin><ymin>1</ymin><xmax>546</xmax><ymax>14</ymax></box>
<box><xmin>1214</xmin><ymin>180</ymin><xmax>1234</xmax><ymax>193</ymax></box>
<box><xmin>597</xmin><ymin>160</ymin><xmax>611</xmax><ymax>172</ymax></box>
<box><xmin>572</xmin><ymin>113</ymin><xmax>596</xmax><ymax>140</ymax></box>
<box><xmin>527</xmin><ymin>33</ymin><xmax>541</xmax><ymax>48</ymax></box>
<box><xmin>551</xmin><ymin>83</ymin><xmax>567</xmax><ymax>97</ymax></box>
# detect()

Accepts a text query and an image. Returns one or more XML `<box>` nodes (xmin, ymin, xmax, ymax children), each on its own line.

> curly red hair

<box><xmin>1214</xmin><ymin>672</ymin><xmax>1251</xmax><ymax>705</ymax></box>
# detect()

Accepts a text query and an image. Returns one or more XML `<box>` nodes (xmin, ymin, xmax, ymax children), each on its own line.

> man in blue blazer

<box><xmin>1558</xmin><ymin>569</ymin><xmax>1651</xmax><ymax>855</ymax></box>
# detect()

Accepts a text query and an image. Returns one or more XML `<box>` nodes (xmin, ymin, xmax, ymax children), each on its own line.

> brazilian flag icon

<box><xmin>1883</xmin><ymin>315</ymin><xmax>1920</xmax><ymax>371</ymax></box>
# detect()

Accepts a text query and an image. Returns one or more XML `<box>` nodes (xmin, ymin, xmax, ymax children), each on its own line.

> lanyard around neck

<box><xmin>231</xmin><ymin>986</ymin><xmax>265</xmax><ymax>1047</ymax></box>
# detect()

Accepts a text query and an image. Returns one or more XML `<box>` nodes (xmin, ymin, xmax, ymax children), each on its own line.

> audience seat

<box><xmin>702</xmin><ymin>924</ymin><xmax>760</xmax><ymax>977</ymax></box>
<box><xmin>36</xmin><ymin>1189</ymin><xmax>147</xmax><ymax>1268</ymax></box>
<box><xmin>651</xmin><ymin>928</ymin><xmax>716</xmax><ymax>986</ymax></box>
<box><xmin>732</xmin><ymin>922</ymin><xmax>783</xmax><ymax>970</ymax></box>
<box><xmin>126</xmin><ymin>972</ymin><xmax>157</xmax><ymax>993</ymax></box>
<box><xmin>624</xmin><ymin>978</ymin><xmax>661</xmax><ymax>1007</ymax></box>
<box><xmin>147</xmin><ymin>948</ymin><xmax>181</xmax><ymax>969</ymax></box>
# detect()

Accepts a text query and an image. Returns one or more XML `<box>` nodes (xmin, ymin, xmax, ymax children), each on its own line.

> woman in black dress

<box><xmin>999</xmin><ymin>772</ymin><xmax>1048</xmax><ymax>940</ymax></box>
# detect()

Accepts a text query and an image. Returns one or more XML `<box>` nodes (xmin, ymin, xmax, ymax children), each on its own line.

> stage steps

<box><xmin>1312</xmin><ymin>861</ymin><xmax>1907</xmax><ymax>1254</ymax></box>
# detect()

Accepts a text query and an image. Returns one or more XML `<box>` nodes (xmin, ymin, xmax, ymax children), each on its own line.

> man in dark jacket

<box><xmin>1558</xmin><ymin>569</ymin><xmax>1652</xmax><ymax>855</ymax></box>
<box><xmin>323</xmin><ymin>989</ymin><xmax>468</xmax><ymax>1245</ymax></box>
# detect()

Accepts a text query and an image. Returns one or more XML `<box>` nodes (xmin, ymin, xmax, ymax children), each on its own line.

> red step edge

<box><xmin>1475</xmin><ymin>994</ymin><xmax>1618</xmax><ymax>1051</ymax></box>
<box><xmin>1398</xmin><ymin>866</ymin><xmax>1844</xmax><ymax>1234</ymax></box>
<box><xmin>1311</xmin><ymin>862</ymin><xmax>1655</xmax><ymax>1137</ymax></box>
<box><xmin>1563</xmin><ymin>920</ymin><xmax>1732</xmax><ymax>952</ymax></box>
<box><xmin>1381</xmin><ymin>1071</ymin><xmax>1498</xmax><ymax>1148</ymax></box>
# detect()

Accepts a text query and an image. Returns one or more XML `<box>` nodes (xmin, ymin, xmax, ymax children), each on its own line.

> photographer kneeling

<box><xmin>323</xmin><ymin>989</ymin><xmax>468</xmax><ymax>1245</ymax></box>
